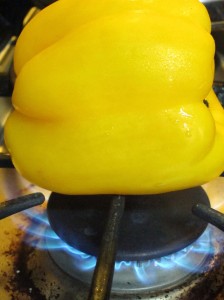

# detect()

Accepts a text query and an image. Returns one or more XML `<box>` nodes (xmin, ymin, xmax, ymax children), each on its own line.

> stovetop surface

<box><xmin>1</xmin><ymin>169</ymin><xmax>224</xmax><ymax>299</ymax></box>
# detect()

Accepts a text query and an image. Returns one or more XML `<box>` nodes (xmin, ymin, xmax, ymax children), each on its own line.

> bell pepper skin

<box><xmin>4</xmin><ymin>0</ymin><xmax>224</xmax><ymax>195</ymax></box>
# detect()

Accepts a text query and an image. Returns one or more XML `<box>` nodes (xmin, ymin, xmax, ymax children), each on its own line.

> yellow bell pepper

<box><xmin>4</xmin><ymin>0</ymin><xmax>224</xmax><ymax>195</ymax></box>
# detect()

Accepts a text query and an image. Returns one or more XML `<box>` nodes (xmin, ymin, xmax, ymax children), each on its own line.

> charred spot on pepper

<box><xmin>203</xmin><ymin>99</ymin><xmax>209</xmax><ymax>108</ymax></box>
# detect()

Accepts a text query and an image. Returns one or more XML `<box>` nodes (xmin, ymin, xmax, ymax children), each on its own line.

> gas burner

<box><xmin>37</xmin><ymin>187</ymin><xmax>212</xmax><ymax>293</ymax></box>
<box><xmin>47</xmin><ymin>188</ymin><xmax>209</xmax><ymax>261</ymax></box>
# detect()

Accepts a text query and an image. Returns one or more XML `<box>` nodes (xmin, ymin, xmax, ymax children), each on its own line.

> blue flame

<box><xmin>20</xmin><ymin>207</ymin><xmax>214</xmax><ymax>285</ymax></box>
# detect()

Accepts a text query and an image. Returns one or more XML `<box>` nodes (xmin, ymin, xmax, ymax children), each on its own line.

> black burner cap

<box><xmin>47</xmin><ymin>187</ymin><xmax>210</xmax><ymax>261</ymax></box>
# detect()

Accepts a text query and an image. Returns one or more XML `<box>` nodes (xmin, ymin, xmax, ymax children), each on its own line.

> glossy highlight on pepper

<box><xmin>4</xmin><ymin>0</ymin><xmax>224</xmax><ymax>195</ymax></box>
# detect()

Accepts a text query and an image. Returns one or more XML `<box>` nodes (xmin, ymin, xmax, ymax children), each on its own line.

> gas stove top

<box><xmin>1</xmin><ymin>170</ymin><xmax>224</xmax><ymax>299</ymax></box>
<box><xmin>1</xmin><ymin>1</ymin><xmax>224</xmax><ymax>299</ymax></box>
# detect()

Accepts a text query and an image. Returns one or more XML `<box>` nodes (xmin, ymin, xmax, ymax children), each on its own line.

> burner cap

<box><xmin>47</xmin><ymin>187</ymin><xmax>210</xmax><ymax>261</ymax></box>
